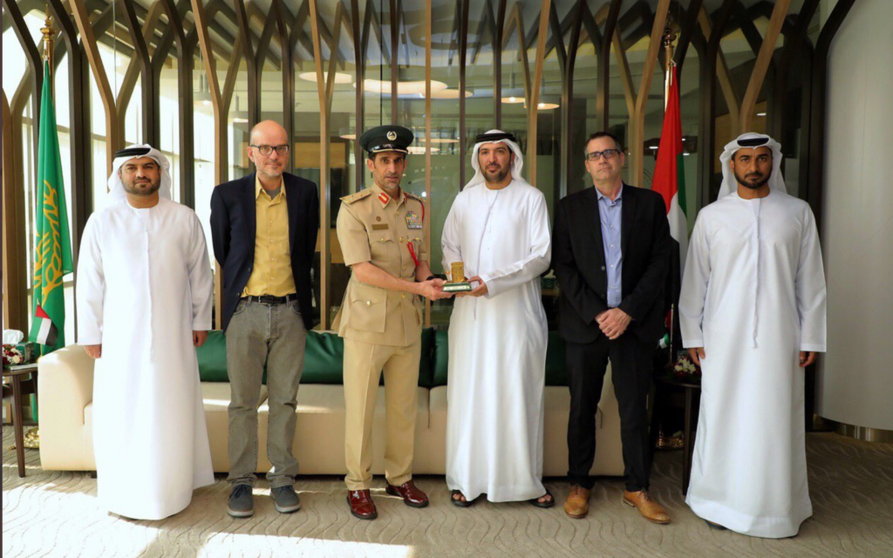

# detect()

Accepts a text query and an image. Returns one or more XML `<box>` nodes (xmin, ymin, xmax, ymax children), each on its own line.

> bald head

<box><xmin>248</xmin><ymin>120</ymin><xmax>289</xmax><ymax>181</ymax></box>
<box><xmin>250</xmin><ymin>120</ymin><xmax>287</xmax><ymax>145</ymax></box>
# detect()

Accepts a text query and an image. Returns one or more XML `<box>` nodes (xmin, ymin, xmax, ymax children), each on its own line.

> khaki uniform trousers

<box><xmin>343</xmin><ymin>337</ymin><xmax>421</xmax><ymax>490</ymax></box>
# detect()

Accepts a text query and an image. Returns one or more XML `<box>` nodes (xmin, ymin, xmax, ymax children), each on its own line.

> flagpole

<box><xmin>662</xmin><ymin>19</ymin><xmax>676</xmax><ymax>365</ymax></box>
<box><xmin>662</xmin><ymin>18</ymin><xmax>676</xmax><ymax>111</ymax></box>
<box><xmin>41</xmin><ymin>6</ymin><xmax>55</xmax><ymax>98</ymax></box>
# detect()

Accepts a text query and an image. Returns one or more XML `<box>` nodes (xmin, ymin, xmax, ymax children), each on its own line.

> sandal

<box><xmin>451</xmin><ymin>490</ymin><xmax>475</xmax><ymax>508</ymax></box>
<box><xmin>530</xmin><ymin>488</ymin><xmax>555</xmax><ymax>508</ymax></box>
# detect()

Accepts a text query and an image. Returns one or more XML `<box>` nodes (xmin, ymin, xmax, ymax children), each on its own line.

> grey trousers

<box><xmin>226</xmin><ymin>298</ymin><xmax>307</xmax><ymax>488</ymax></box>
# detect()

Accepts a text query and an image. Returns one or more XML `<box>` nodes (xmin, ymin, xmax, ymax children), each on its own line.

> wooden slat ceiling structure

<box><xmin>2</xmin><ymin>0</ymin><xmax>855</xmax><ymax>333</ymax></box>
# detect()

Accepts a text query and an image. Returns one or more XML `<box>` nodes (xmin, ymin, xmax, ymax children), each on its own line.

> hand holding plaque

<box><xmin>444</xmin><ymin>262</ymin><xmax>473</xmax><ymax>293</ymax></box>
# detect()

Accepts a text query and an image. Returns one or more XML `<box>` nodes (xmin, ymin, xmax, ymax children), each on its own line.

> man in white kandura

<box><xmin>442</xmin><ymin>130</ymin><xmax>553</xmax><ymax>508</ymax></box>
<box><xmin>679</xmin><ymin>132</ymin><xmax>827</xmax><ymax>538</ymax></box>
<box><xmin>76</xmin><ymin>145</ymin><xmax>214</xmax><ymax>520</ymax></box>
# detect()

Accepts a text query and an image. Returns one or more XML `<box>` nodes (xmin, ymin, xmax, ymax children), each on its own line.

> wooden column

<box><xmin>526</xmin><ymin>0</ymin><xmax>552</xmax><ymax>187</ymax></box>
<box><xmin>627</xmin><ymin>0</ymin><xmax>670</xmax><ymax>189</ymax></box>
<box><xmin>2</xmin><ymin>92</ymin><xmax>28</xmax><ymax>331</ymax></box>
<box><xmin>70</xmin><ymin>0</ymin><xmax>120</xmax><ymax>176</ymax></box>
<box><xmin>458</xmin><ymin>0</ymin><xmax>469</xmax><ymax>188</ymax></box>
<box><xmin>119</xmin><ymin>0</ymin><xmax>161</xmax><ymax>146</ymax></box>
<box><xmin>807</xmin><ymin>0</ymin><xmax>857</xmax><ymax>232</ymax></box>
<box><xmin>192</xmin><ymin>0</ymin><xmax>228</xmax><ymax>328</ymax></box>
<box><xmin>232</xmin><ymin>0</ymin><xmax>260</xmax><ymax>126</ymax></box>
<box><xmin>424</xmin><ymin>0</ymin><xmax>432</xmax><ymax>327</ymax></box>
<box><xmin>739</xmin><ymin>0</ymin><xmax>792</xmax><ymax>132</ymax></box>
<box><xmin>308</xmin><ymin>0</ymin><xmax>347</xmax><ymax>330</ymax></box>
<box><xmin>47</xmin><ymin>0</ymin><xmax>92</xmax><ymax>250</ymax></box>
<box><xmin>559</xmin><ymin>0</ymin><xmax>584</xmax><ymax>199</ymax></box>
<box><xmin>159</xmin><ymin>0</ymin><xmax>195</xmax><ymax>207</ymax></box>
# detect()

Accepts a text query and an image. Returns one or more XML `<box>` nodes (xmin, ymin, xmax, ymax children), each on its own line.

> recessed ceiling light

<box><xmin>756</xmin><ymin>112</ymin><xmax>767</xmax><ymax>117</ymax></box>
<box><xmin>232</xmin><ymin>117</ymin><xmax>248</xmax><ymax>123</ymax></box>
<box><xmin>430</xmin><ymin>88</ymin><xmax>473</xmax><ymax>99</ymax></box>
<box><xmin>357</xmin><ymin>79</ymin><xmax>448</xmax><ymax>95</ymax></box>
<box><xmin>501</xmin><ymin>96</ymin><xmax>525</xmax><ymax>104</ymax></box>
<box><xmin>298</xmin><ymin>71</ymin><xmax>352</xmax><ymax>84</ymax></box>
<box><xmin>537</xmin><ymin>102</ymin><xmax>559</xmax><ymax>110</ymax></box>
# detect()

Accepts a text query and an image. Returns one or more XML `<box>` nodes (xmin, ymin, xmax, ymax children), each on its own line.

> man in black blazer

<box><xmin>553</xmin><ymin>132</ymin><xmax>670</xmax><ymax>524</ymax></box>
<box><xmin>210</xmin><ymin>121</ymin><xmax>319</xmax><ymax>518</ymax></box>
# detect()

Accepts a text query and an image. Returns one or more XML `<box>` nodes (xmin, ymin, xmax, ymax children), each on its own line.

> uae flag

<box><xmin>651</xmin><ymin>64</ymin><xmax>688</xmax><ymax>350</ymax></box>
<box><xmin>33</xmin><ymin>305</ymin><xmax>59</xmax><ymax>347</ymax></box>
<box><xmin>652</xmin><ymin>64</ymin><xmax>689</xmax><ymax>265</ymax></box>
<box><xmin>29</xmin><ymin>60</ymin><xmax>73</xmax><ymax>355</ymax></box>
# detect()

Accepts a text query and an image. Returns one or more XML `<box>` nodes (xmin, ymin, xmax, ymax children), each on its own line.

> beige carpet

<box><xmin>3</xmin><ymin>426</ymin><xmax>892</xmax><ymax>558</ymax></box>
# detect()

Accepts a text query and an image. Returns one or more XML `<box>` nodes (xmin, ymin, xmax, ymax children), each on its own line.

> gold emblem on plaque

<box><xmin>444</xmin><ymin>261</ymin><xmax>472</xmax><ymax>293</ymax></box>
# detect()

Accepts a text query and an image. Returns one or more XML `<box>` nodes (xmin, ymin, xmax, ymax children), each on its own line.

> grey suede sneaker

<box><xmin>271</xmin><ymin>485</ymin><xmax>302</xmax><ymax>513</ymax></box>
<box><xmin>227</xmin><ymin>484</ymin><xmax>254</xmax><ymax>518</ymax></box>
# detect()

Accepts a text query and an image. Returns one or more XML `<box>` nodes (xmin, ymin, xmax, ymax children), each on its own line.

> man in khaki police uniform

<box><xmin>334</xmin><ymin>125</ymin><xmax>450</xmax><ymax>520</ymax></box>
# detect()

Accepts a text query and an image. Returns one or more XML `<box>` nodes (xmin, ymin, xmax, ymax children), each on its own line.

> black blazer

<box><xmin>553</xmin><ymin>184</ymin><xmax>670</xmax><ymax>345</ymax></box>
<box><xmin>210</xmin><ymin>172</ymin><xmax>320</xmax><ymax>332</ymax></box>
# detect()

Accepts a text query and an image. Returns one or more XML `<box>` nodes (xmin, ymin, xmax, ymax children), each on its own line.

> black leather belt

<box><xmin>241</xmin><ymin>294</ymin><xmax>298</xmax><ymax>305</ymax></box>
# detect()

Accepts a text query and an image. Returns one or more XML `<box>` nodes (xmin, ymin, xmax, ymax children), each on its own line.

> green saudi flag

<box><xmin>29</xmin><ymin>60</ymin><xmax>73</xmax><ymax>355</ymax></box>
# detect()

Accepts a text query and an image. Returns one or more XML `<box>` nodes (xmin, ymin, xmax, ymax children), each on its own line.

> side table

<box><xmin>652</xmin><ymin>374</ymin><xmax>701</xmax><ymax>495</ymax></box>
<box><xmin>2</xmin><ymin>363</ymin><xmax>39</xmax><ymax>477</ymax></box>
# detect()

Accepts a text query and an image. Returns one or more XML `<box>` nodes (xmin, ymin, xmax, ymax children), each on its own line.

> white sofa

<box><xmin>38</xmin><ymin>344</ymin><xmax>624</xmax><ymax>477</ymax></box>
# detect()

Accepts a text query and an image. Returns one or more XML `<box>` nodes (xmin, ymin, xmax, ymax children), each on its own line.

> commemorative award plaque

<box><xmin>443</xmin><ymin>261</ymin><xmax>473</xmax><ymax>293</ymax></box>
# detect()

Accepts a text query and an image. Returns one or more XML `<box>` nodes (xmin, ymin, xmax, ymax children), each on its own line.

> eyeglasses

<box><xmin>250</xmin><ymin>144</ymin><xmax>290</xmax><ymax>156</ymax></box>
<box><xmin>585</xmin><ymin>149</ymin><xmax>621</xmax><ymax>161</ymax></box>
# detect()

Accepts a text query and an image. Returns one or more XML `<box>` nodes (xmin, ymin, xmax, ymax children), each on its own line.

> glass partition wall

<box><xmin>3</xmin><ymin>0</ymin><xmax>841</xmax><ymax>334</ymax></box>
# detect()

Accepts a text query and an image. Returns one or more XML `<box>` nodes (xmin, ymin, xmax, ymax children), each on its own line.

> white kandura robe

<box><xmin>442</xmin><ymin>180</ymin><xmax>552</xmax><ymax>502</ymax></box>
<box><xmin>679</xmin><ymin>191</ymin><xmax>827</xmax><ymax>538</ymax></box>
<box><xmin>76</xmin><ymin>197</ymin><xmax>215</xmax><ymax>520</ymax></box>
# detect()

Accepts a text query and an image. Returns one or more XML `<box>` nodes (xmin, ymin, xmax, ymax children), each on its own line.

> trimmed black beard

<box><xmin>123</xmin><ymin>179</ymin><xmax>162</xmax><ymax>196</ymax></box>
<box><xmin>483</xmin><ymin>164</ymin><xmax>511</xmax><ymax>184</ymax></box>
<box><xmin>734</xmin><ymin>170</ymin><xmax>771</xmax><ymax>190</ymax></box>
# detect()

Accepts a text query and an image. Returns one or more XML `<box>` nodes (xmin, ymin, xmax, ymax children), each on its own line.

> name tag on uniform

<box><xmin>405</xmin><ymin>211</ymin><xmax>422</xmax><ymax>229</ymax></box>
<box><xmin>372</xmin><ymin>224</ymin><xmax>389</xmax><ymax>230</ymax></box>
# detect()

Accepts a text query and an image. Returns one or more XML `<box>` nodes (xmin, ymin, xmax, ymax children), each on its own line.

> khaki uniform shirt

<box><xmin>242</xmin><ymin>176</ymin><xmax>296</xmax><ymax>297</ymax></box>
<box><xmin>333</xmin><ymin>184</ymin><xmax>429</xmax><ymax>347</ymax></box>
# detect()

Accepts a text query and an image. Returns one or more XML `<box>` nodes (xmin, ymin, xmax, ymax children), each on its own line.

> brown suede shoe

<box><xmin>622</xmin><ymin>490</ymin><xmax>670</xmax><ymax>524</ymax></box>
<box><xmin>564</xmin><ymin>485</ymin><xmax>591</xmax><ymax>519</ymax></box>
<box><xmin>385</xmin><ymin>480</ymin><xmax>429</xmax><ymax>508</ymax></box>
<box><xmin>347</xmin><ymin>489</ymin><xmax>378</xmax><ymax>520</ymax></box>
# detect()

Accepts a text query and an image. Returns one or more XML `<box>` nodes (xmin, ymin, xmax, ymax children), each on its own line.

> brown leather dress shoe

<box><xmin>564</xmin><ymin>485</ymin><xmax>591</xmax><ymax>519</ymax></box>
<box><xmin>622</xmin><ymin>489</ymin><xmax>670</xmax><ymax>524</ymax></box>
<box><xmin>385</xmin><ymin>480</ymin><xmax>429</xmax><ymax>508</ymax></box>
<box><xmin>347</xmin><ymin>489</ymin><xmax>378</xmax><ymax>520</ymax></box>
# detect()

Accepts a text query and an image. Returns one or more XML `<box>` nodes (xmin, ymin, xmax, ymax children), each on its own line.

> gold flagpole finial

<box><xmin>41</xmin><ymin>6</ymin><xmax>55</xmax><ymax>63</ymax></box>
<box><xmin>662</xmin><ymin>16</ymin><xmax>677</xmax><ymax>69</ymax></box>
<box><xmin>662</xmin><ymin>16</ymin><xmax>677</xmax><ymax>108</ymax></box>
<box><xmin>41</xmin><ymin>5</ymin><xmax>55</xmax><ymax>97</ymax></box>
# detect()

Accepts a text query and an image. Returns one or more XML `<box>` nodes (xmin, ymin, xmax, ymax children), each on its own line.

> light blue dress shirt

<box><xmin>596</xmin><ymin>186</ymin><xmax>623</xmax><ymax>307</ymax></box>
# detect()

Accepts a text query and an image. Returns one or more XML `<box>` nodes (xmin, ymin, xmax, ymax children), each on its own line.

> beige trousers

<box><xmin>343</xmin><ymin>337</ymin><xmax>421</xmax><ymax>490</ymax></box>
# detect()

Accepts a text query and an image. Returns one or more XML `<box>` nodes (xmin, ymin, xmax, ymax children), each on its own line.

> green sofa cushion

<box><xmin>544</xmin><ymin>332</ymin><xmax>568</xmax><ymax>387</ymax></box>
<box><xmin>301</xmin><ymin>331</ymin><xmax>345</xmax><ymax>384</ymax></box>
<box><xmin>197</xmin><ymin>328</ymin><xmax>438</xmax><ymax>386</ymax></box>
<box><xmin>197</xmin><ymin>330</ymin><xmax>229</xmax><ymax>382</ymax></box>
<box><xmin>417</xmin><ymin>328</ymin><xmax>435</xmax><ymax>388</ymax></box>
<box><xmin>432</xmin><ymin>329</ymin><xmax>449</xmax><ymax>386</ymax></box>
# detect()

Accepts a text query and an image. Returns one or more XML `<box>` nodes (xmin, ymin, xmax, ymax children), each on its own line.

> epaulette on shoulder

<box><xmin>341</xmin><ymin>189</ymin><xmax>373</xmax><ymax>204</ymax></box>
<box><xmin>404</xmin><ymin>191</ymin><xmax>425</xmax><ymax>203</ymax></box>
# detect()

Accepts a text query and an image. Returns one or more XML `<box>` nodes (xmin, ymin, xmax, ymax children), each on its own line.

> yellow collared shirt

<box><xmin>242</xmin><ymin>175</ymin><xmax>297</xmax><ymax>297</ymax></box>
